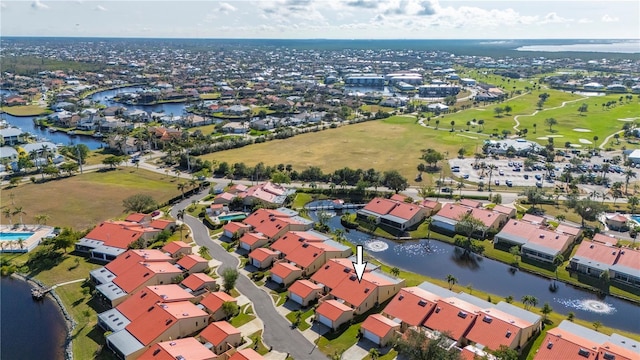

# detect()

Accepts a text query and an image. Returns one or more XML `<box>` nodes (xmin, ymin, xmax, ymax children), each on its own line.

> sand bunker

<box><xmin>579</xmin><ymin>139</ymin><xmax>593</xmax><ymax>144</ymax></box>
<box><xmin>573</xmin><ymin>128</ymin><xmax>592</xmax><ymax>132</ymax></box>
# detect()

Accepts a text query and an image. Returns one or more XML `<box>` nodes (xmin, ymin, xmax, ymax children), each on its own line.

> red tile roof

<box><xmin>116</xmin><ymin>284</ymin><xmax>194</xmax><ymax>321</ymax></box>
<box><xmin>270</xmin><ymin>233</ymin><xmax>304</xmax><ymax>255</ymax></box>
<box><xmin>199</xmin><ymin>321</ymin><xmax>240</xmax><ymax>346</ymax></box>
<box><xmin>573</xmin><ymin>241</ymin><xmax>618</xmax><ymax>266</ymax></box>
<box><xmin>555</xmin><ymin>224</ymin><xmax>582</xmax><ymax>236</ymax></box>
<box><xmin>253</xmin><ymin>218</ymin><xmax>289</xmax><ymax>239</ymax></box>
<box><xmin>382</xmin><ymin>287</ymin><xmax>438</xmax><ymax>327</ymax></box>
<box><xmin>224</xmin><ymin>222</ymin><xmax>251</xmax><ymax>234</ymax></box>
<box><xmin>150</xmin><ymin>219</ymin><xmax>175</xmax><ymax>230</ymax></box>
<box><xmin>200</xmin><ymin>291</ymin><xmax>236</xmax><ymax>313</ymax></box>
<box><xmin>85</xmin><ymin>221</ymin><xmax>146</xmax><ymax>249</ymax></box>
<box><xmin>180</xmin><ymin>273</ymin><xmax>216</xmax><ymax>292</ymax></box>
<box><xmin>593</xmin><ymin>233</ymin><xmax>619</xmax><ymax>245</ymax></box>
<box><xmin>534</xmin><ymin>328</ymin><xmax>598</xmax><ymax>360</ymax></box>
<box><xmin>125</xmin><ymin>213</ymin><xmax>148</xmax><ymax>223</ymax></box>
<box><xmin>469</xmin><ymin>207</ymin><xmax>503</xmax><ymax>228</ymax></box>
<box><xmin>113</xmin><ymin>262</ymin><xmax>182</xmax><ymax>293</ymax></box>
<box><xmin>240</xmin><ymin>233</ymin><xmax>269</xmax><ymax>247</ymax></box>
<box><xmin>361</xmin><ymin>314</ymin><xmax>400</xmax><ymax>338</ymax></box>
<box><xmin>248</xmin><ymin>248</ymin><xmax>278</xmax><ymax>262</ymax></box>
<box><xmin>228</xmin><ymin>348</ymin><xmax>265</xmax><ymax>360</ymax></box>
<box><xmin>270</xmin><ymin>262</ymin><xmax>301</xmax><ymax>279</ymax></box>
<box><xmin>289</xmin><ymin>280</ymin><xmax>322</xmax><ymax>299</ymax></box>
<box><xmin>316</xmin><ymin>300</ymin><xmax>353</xmax><ymax>321</ymax></box>
<box><xmin>311</xmin><ymin>259</ymin><xmax>353</xmax><ymax>290</ymax></box>
<box><xmin>285</xmin><ymin>245</ymin><xmax>325</xmax><ymax>269</ymax></box>
<box><xmin>460</xmin><ymin>199</ymin><xmax>482</xmax><ymax>208</ymax></box>
<box><xmin>126</xmin><ymin>301</ymin><xmax>207</xmax><ymax>345</ymax></box>
<box><xmin>435</xmin><ymin>204</ymin><xmax>471</xmax><ymax>221</ymax></box>
<box><xmin>492</xmin><ymin>205</ymin><xmax>515</xmax><ymax>216</ymax></box>
<box><xmin>614</xmin><ymin>247</ymin><xmax>640</xmax><ymax>272</ymax></box>
<box><xmin>362</xmin><ymin>198</ymin><xmax>398</xmax><ymax>216</ymax></box>
<box><xmin>388</xmin><ymin>202</ymin><xmax>423</xmax><ymax>221</ymax></box>
<box><xmin>598</xmin><ymin>342</ymin><xmax>638</xmax><ymax>360</ymax></box>
<box><xmin>105</xmin><ymin>249</ymin><xmax>172</xmax><ymax>276</ymax></box>
<box><xmin>422</xmin><ymin>298</ymin><xmax>480</xmax><ymax>341</ymax></box>
<box><xmin>390</xmin><ymin>194</ymin><xmax>409</xmax><ymax>202</ymax></box>
<box><xmin>177</xmin><ymin>254</ymin><xmax>208</xmax><ymax>270</ymax></box>
<box><xmin>465</xmin><ymin>309</ymin><xmax>522</xmax><ymax>351</ymax></box>
<box><xmin>162</xmin><ymin>241</ymin><xmax>191</xmax><ymax>255</ymax></box>
<box><xmin>139</xmin><ymin>337</ymin><xmax>216</xmax><ymax>360</ymax></box>
<box><xmin>521</xmin><ymin>214</ymin><xmax>546</xmax><ymax>225</ymax></box>
<box><xmin>330</xmin><ymin>275</ymin><xmax>379</xmax><ymax>308</ymax></box>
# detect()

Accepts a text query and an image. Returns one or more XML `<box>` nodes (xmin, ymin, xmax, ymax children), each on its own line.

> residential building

<box><xmin>0</xmin><ymin>128</ymin><xmax>25</xmax><ymax>145</ymax></box>
<box><xmin>180</xmin><ymin>273</ymin><xmax>217</xmax><ymax>296</ymax></box>
<box><xmin>222</xmin><ymin>222</ymin><xmax>252</xmax><ymax>239</ymax></box>
<box><xmin>199</xmin><ymin>291</ymin><xmax>237</xmax><ymax>321</ymax></box>
<box><xmin>418</xmin><ymin>84</ymin><xmax>461</xmax><ymax>97</ymax></box>
<box><xmin>288</xmin><ymin>280</ymin><xmax>323</xmax><ymax>307</ymax></box>
<box><xmin>239</xmin><ymin>232</ymin><xmax>270</xmax><ymax>251</ymax></box>
<box><xmin>329</xmin><ymin>270</ymin><xmax>405</xmax><ymax>315</ymax></box>
<box><xmin>432</xmin><ymin>203</ymin><xmax>506</xmax><ymax>238</ymax></box>
<box><xmin>494</xmin><ymin>219</ymin><xmax>573</xmax><ymax>263</ymax></box>
<box><xmin>381</xmin><ymin>286</ymin><xmax>439</xmax><ymax>331</ymax></box>
<box><xmin>569</xmin><ymin>241</ymin><xmax>619</xmax><ymax>278</ymax></box>
<box><xmin>162</xmin><ymin>241</ymin><xmax>192</xmax><ymax>259</ymax></box>
<box><xmin>610</xmin><ymin>247</ymin><xmax>640</xmax><ymax>288</ymax></box>
<box><xmin>199</xmin><ymin>321</ymin><xmax>242</xmax><ymax>355</ymax></box>
<box><xmin>357</xmin><ymin>197</ymin><xmax>428</xmax><ymax>231</ymax></box>
<box><xmin>269</xmin><ymin>262</ymin><xmax>303</xmax><ymax>287</ymax></box>
<box><xmin>248</xmin><ymin>247</ymin><xmax>279</xmax><ymax>269</ymax></box>
<box><xmin>90</xmin><ymin>249</ymin><xmax>174</xmax><ymax>285</ymax></box>
<box><xmin>138</xmin><ymin>337</ymin><xmax>216</xmax><ymax>360</ymax></box>
<box><xmin>176</xmin><ymin>254</ymin><xmax>209</xmax><ymax>274</ymax></box>
<box><xmin>315</xmin><ymin>299</ymin><xmax>354</xmax><ymax>330</ymax></box>
<box><xmin>228</xmin><ymin>348</ymin><xmax>265</xmax><ymax>360</ymax></box>
<box><xmin>360</xmin><ymin>314</ymin><xmax>401</xmax><ymax>346</ymax></box>
<box><xmin>422</xmin><ymin>297</ymin><xmax>481</xmax><ymax>344</ymax></box>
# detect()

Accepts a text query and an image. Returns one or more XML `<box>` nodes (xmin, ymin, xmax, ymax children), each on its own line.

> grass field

<box><xmin>2</xmin><ymin>168</ymin><xmax>181</xmax><ymax>230</ymax></box>
<box><xmin>0</xmin><ymin>105</ymin><xmax>49</xmax><ymax>116</ymax></box>
<box><xmin>200</xmin><ymin>116</ymin><xmax>485</xmax><ymax>185</ymax></box>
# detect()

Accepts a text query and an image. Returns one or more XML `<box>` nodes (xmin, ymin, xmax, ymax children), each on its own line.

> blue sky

<box><xmin>1</xmin><ymin>0</ymin><xmax>638</xmax><ymax>39</ymax></box>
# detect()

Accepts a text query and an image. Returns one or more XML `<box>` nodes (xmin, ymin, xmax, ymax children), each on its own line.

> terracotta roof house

<box><xmin>248</xmin><ymin>248</ymin><xmax>279</xmax><ymax>269</ymax></box>
<box><xmin>521</xmin><ymin>214</ymin><xmax>546</xmax><ymax>225</ymax></box>
<box><xmin>199</xmin><ymin>321</ymin><xmax>242</xmax><ymax>355</ymax></box>
<box><xmin>180</xmin><ymin>273</ymin><xmax>217</xmax><ymax>295</ymax></box>
<box><xmin>494</xmin><ymin>219</ymin><xmax>572</xmax><ymax>263</ymax></box>
<box><xmin>419</xmin><ymin>200</ymin><xmax>442</xmax><ymax>216</ymax></box>
<box><xmin>96</xmin><ymin>261</ymin><xmax>183</xmax><ymax>308</ymax></box>
<box><xmin>315</xmin><ymin>299</ymin><xmax>354</xmax><ymax>331</ymax></box>
<box><xmin>138</xmin><ymin>337</ymin><xmax>216</xmax><ymax>360</ymax></box>
<box><xmin>106</xmin><ymin>301</ymin><xmax>209</xmax><ymax>360</ymax></box>
<box><xmin>241</xmin><ymin>182</ymin><xmax>295</xmax><ymax>207</ymax></box>
<box><xmin>430</xmin><ymin>204</ymin><xmax>473</xmax><ymax>234</ymax></box>
<box><xmin>554</xmin><ymin>224</ymin><xmax>583</xmax><ymax>243</ymax></box>
<box><xmin>492</xmin><ymin>205</ymin><xmax>516</xmax><ymax>219</ymax></box>
<box><xmin>357</xmin><ymin>197</ymin><xmax>428</xmax><ymax>231</ymax></box>
<box><xmin>460</xmin><ymin>199</ymin><xmax>482</xmax><ymax>208</ymax></box>
<box><xmin>381</xmin><ymin>287</ymin><xmax>439</xmax><ymax>331</ymax></box>
<box><xmin>162</xmin><ymin>241</ymin><xmax>192</xmax><ymax>259</ymax></box>
<box><xmin>227</xmin><ymin>184</ymin><xmax>248</xmax><ymax>194</ymax></box>
<box><xmin>422</xmin><ymin>297</ymin><xmax>481</xmax><ymax>344</ymax></box>
<box><xmin>360</xmin><ymin>314</ymin><xmax>401</xmax><ymax>346</ymax></box>
<box><xmin>605</xmin><ymin>213</ymin><xmax>630</xmax><ymax>231</ymax></box>
<box><xmin>76</xmin><ymin>221</ymin><xmax>164</xmax><ymax>262</ymax></box>
<box><xmin>98</xmin><ymin>284</ymin><xmax>194</xmax><ymax>333</ymax></box>
<box><xmin>270</xmin><ymin>231</ymin><xmax>326</xmax><ymax>255</ymax></box>
<box><xmin>199</xmin><ymin>291</ymin><xmax>237</xmax><ymax>321</ymax></box>
<box><xmin>223</xmin><ymin>222</ymin><xmax>252</xmax><ymax>240</ymax></box>
<box><xmin>239</xmin><ymin>232</ymin><xmax>270</xmax><ymax>252</ymax></box>
<box><xmin>214</xmin><ymin>192</ymin><xmax>237</xmax><ymax>205</ymax></box>
<box><xmin>177</xmin><ymin>254</ymin><xmax>209</xmax><ymax>274</ymax></box>
<box><xmin>126</xmin><ymin>213</ymin><xmax>152</xmax><ymax>223</ymax></box>
<box><xmin>610</xmin><ymin>247</ymin><xmax>640</xmax><ymax>289</ymax></box>
<box><xmin>310</xmin><ymin>258</ymin><xmax>357</xmax><ymax>291</ymax></box>
<box><xmin>465</xmin><ymin>308</ymin><xmax>528</xmax><ymax>351</ymax></box>
<box><xmin>269</xmin><ymin>262</ymin><xmax>302</xmax><ymax>288</ymax></box>
<box><xmin>228</xmin><ymin>348</ymin><xmax>265</xmax><ymax>360</ymax></box>
<box><xmin>569</xmin><ymin>241</ymin><xmax>619</xmax><ymax>278</ymax></box>
<box><xmin>90</xmin><ymin>249</ymin><xmax>173</xmax><ymax>285</ymax></box>
<box><xmin>592</xmin><ymin>233</ymin><xmax>619</xmax><ymax>245</ymax></box>
<box><xmin>243</xmin><ymin>208</ymin><xmax>312</xmax><ymax>233</ymax></box>
<box><xmin>330</xmin><ymin>271</ymin><xmax>404</xmax><ymax>314</ymax></box>
<box><xmin>288</xmin><ymin>280</ymin><xmax>323</xmax><ymax>307</ymax></box>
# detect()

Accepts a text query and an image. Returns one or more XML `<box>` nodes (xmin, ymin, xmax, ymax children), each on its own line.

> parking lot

<box><xmin>448</xmin><ymin>151</ymin><xmax>638</xmax><ymax>190</ymax></box>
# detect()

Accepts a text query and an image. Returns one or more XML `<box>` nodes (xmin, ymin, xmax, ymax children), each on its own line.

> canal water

<box><xmin>0</xmin><ymin>276</ymin><xmax>66</xmax><ymax>360</ymax></box>
<box><xmin>308</xmin><ymin>204</ymin><xmax>640</xmax><ymax>333</ymax></box>
<box><xmin>1</xmin><ymin>86</ymin><xmax>190</xmax><ymax>150</ymax></box>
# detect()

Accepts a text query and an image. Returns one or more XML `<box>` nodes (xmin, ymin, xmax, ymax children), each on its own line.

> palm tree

<box><xmin>553</xmin><ymin>254</ymin><xmax>564</xmax><ymax>279</ymax></box>
<box><xmin>390</xmin><ymin>267</ymin><xmax>400</xmax><ymax>277</ymax></box>
<box><xmin>34</xmin><ymin>214</ymin><xmax>50</xmax><ymax>228</ymax></box>
<box><xmin>17</xmin><ymin>238</ymin><xmax>25</xmax><ymax>250</ymax></box>
<box><xmin>13</xmin><ymin>207</ymin><xmax>26</xmax><ymax>226</ymax></box>
<box><xmin>368</xmin><ymin>348</ymin><xmax>380</xmax><ymax>360</ymax></box>
<box><xmin>177</xmin><ymin>182</ymin><xmax>187</xmax><ymax>199</ymax></box>
<box><xmin>629</xmin><ymin>196</ymin><xmax>639</xmax><ymax>215</ymax></box>
<box><xmin>2</xmin><ymin>208</ymin><xmax>13</xmax><ymax>226</ymax></box>
<box><xmin>446</xmin><ymin>274</ymin><xmax>457</xmax><ymax>290</ymax></box>
<box><xmin>198</xmin><ymin>246</ymin><xmax>210</xmax><ymax>259</ymax></box>
<box><xmin>333</xmin><ymin>229</ymin><xmax>345</xmax><ymax>243</ymax></box>
<box><xmin>624</xmin><ymin>169</ymin><xmax>637</xmax><ymax>194</ymax></box>
<box><xmin>541</xmin><ymin>303</ymin><xmax>553</xmax><ymax>322</ymax></box>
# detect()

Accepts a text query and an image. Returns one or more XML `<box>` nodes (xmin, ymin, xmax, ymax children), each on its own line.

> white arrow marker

<box><xmin>352</xmin><ymin>245</ymin><xmax>367</xmax><ymax>283</ymax></box>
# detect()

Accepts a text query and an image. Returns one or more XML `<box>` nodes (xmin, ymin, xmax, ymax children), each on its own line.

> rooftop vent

<box><xmin>578</xmin><ymin>348</ymin><xmax>590</xmax><ymax>358</ymax></box>
<box><xmin>547</xmin><ymin>342</ymin><xmax>553</xmax><ymax>349</ymax></box>
<box><xmin>483</xmin><ymin>316</ymin><xmax>493</xmax><ymax>323</ymax></box>
<box><xmin>506</xmin><ymin>330</ymin><xmax>512</xmax><ymax>338</ymax></box>
<box><xmin>590</xmin><ymin>244</ymin><xmax>594</xmax><ymax>248</ymax></box>
<box><xmin>302</xmin><ymin>243</ymin><xmax>309</xmax><ymax>248</ymax></box>
<box><xmin>603</xmin><ymin>352</ymin><xmax>615</xmax><ymax>360</ymax></box>
<box><xmin>418</xmin><ymin>300</ymin><xmax>427</xmax><ymax>307</ymax></box>
<box><xmin>435</xmin><ymin>307</ymin><xmax>441</xmax><ymax>313</ymax></box>
<box><xmin>349</xmin><ymin>275</ymin><xmax>357</xmax><ymax>281</ymax></box>
<box><xmin>343</xmin><ymin>268</ymin><xmax>351</xmax><ymax>273</ymax></box>
<box><xmin>364</xmin><ymin>288</ymin><xmax>370</xmax><ymax>293</ymax></box>
<box><xmin>165</xmin><ymin>319</ymin><xmax>173</xmax><ymax>326</ymax></box>
<box><xmin>325</xmin><ymin>265</ymin><xmax>330</xmax><ymax>270</ymax></box>
<box><xmin>457</xmin><ymin>311</ymin><xmax>468</xmax><ymax>319</ymax></box>
<box><xmin>398</xmin><ymin>295</ymin><xmax>404</xmax><ymax>301</ymax></box>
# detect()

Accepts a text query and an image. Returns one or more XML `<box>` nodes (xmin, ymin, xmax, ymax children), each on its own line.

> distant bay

<box><xmin>516</xmin><ymin>40</ymin><xmax>640</xmax><ymax>53</ymax></box>
<box><xmin>0</xmin><ymin>276</ymin><xmax>66</xmax><ymax>360</ymax></box>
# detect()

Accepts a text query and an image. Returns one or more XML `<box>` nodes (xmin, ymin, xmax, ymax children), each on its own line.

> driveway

<box><xmin>170</xmin><ymin>194</ymin><xmax>327</xmax><ymax>360</ymax></box>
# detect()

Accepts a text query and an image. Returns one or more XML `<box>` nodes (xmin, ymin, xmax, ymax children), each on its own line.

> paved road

<box><xmin>170</xmin><ymin>194</ymin><xmax>327</xmax><ymax>360</ymax></box>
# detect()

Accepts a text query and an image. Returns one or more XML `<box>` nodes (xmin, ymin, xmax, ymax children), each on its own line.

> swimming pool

<box><xmin>631</xmin><ymin>215</ymin><xmax>640</xmax><ymax>224</ymax></box>
<box><xmin>218</xmin><ymin>214</ymin><xmax>247</xmax><ymax>221</ymax></box>
<box><xmin>0</xmin><ymin>232</ymin><xmax>34</xmax><ymax>241</ymax></box>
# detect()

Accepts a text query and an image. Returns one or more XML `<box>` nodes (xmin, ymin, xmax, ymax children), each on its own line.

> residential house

<box><xmin>248</xmin><ymin>248</ymin><xmax>279</xmax><ymax>269</ymax></box>
<box><xmin>162</xmin><ymin>241</ymin><xmax>192</xmax><ymax>259</ymax></box>
<box><xmin>199</xmin><ymin>291</ymin><xmax>237</xmax><ymax>321</ymax></box>
<box><xmin>177</xmin><ymin>255</ymin><xmax>209</xmax><ymax>274</ymax></box>
<box><xmin>329</xmin><ymin>271</ymin><xmax>405</xmax><ymax>315</ymax></box>
<box><xmin>240</xmin><ymin>182</ymin><xmax>296</xmax><ymax>207</ymax></box>
<box><xmin>269</xmin><ymin>262</ymin><xmax>302</xmax><ymax>288</ymax></box>
<box><xmin>0</xmin><ymin>128</ymin><xmax>25</xmax><ymax>145</ymax></box>
<box><xmin>360</xmin><ymin>314</ymin><xmax>401</xmax><ymax>346</ymax></box>
<box><xmin>228</xmin><ymin>349</ymin><xmax>265</xmax><ymax>360</ymax></box>
<box><xmin>96</xmin><ymin>261</ymin><xmax>183</xmax><ymax>308</ymax></box>
<box><xmin>432</xmin><ymin>204</ymin><xmax>506</xmax><ymax>237</ymax></box>
<box><xmin>494</xmin><ymin>219</ymin><xmax>573</xmax><ymax>263</ymax></box>
<box><xmin>76</xmin><ymin>221</ymin><xmax>166</xmax><ymax>262</ymax></box>
<box><xmin>465</xmin><ymin>308</ymin><xmax>530</xmax><ymax>351</ymax></box>
<box><xmin>315</xmin><ymin>299</ymin><xmax>354</xmax><ymax>331</ymax></box>
<box><xmin>239</xmin><ymin>232</ymin><xmax>270</xmax><ymax>252</ymax></box>
<box><xmin>357</xmin><ymin>197</ymin><xmax>428</xmax><ymax>231</ymax></box>
<box><xmin>569</xmin><ymin>241</ymin><xmax>619</xmax><ymax>278</ymax></box>
<box><xmin>90</xmin><ymin>249</ymin><xmax>174</xmax><ymax>285</ymax></box>
<box><xmin>492</xmin><ymin>205</ymin><xmax>516</xmax><ymax>219</ymax></box>
<box><xmin>288</xmin><ymin>280</ymin><xmax>323</xmax><ymax>307</ymax></box>
<box><xmin>422</xmin><ymin>297</ymin><xmax>481</xmax><ymax>345</ymax></box>
<box><xmin>605</xmin><ymin>213</ymin><xmax>630</xmax><ymax>231</ymax></box>
<box><xmin>106</xmin><ymin>301</ymin><xmax>208</xmax><ymax>360</ymax></box>
<box><xmin>609</xmin><ymin>247</ymin><xmax>640</xmax><ymax>288</ymax></box>
<box><xmin>381</xmin><ymin>286</ymin><xmax>439</xmax><ymax>332</ymax></box>
<box><xmin>98</xmin><ymin>284</ymin><xmax>194</xmax><ymax>333</ymax></box>
<box><xmin>138</xmin><ymin>337</ymin><xmax>216</xmax><ymax>360</ymax></box>
<box><xmin>180</xmin><ymin>273</ymin><xmax>217</xmax><ymax>296</ymax></box>
<box><xmin>222</xmin><ymin>222</ymin><xmax>251</xmax><ymax>239</ymax></box>
<box><xmin>593</xmin><ymin>233</ymin><xmax>619</xmax><ymax>245</ymax></box>
<box><xmin>199</xmin><ymin>321</ymin><xmax>242</xmax><ymax>355</ymax></box>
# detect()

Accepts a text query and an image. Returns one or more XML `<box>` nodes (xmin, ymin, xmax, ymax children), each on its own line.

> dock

<box><xmin>31</xmin><ymin>287</ymin><xmax>52</xmax><ymax>300</ymax></box>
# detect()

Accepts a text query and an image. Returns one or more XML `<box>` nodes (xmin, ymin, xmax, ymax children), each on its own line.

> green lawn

<box><xmin>229</xmin><ymin>304</ymin><xmax>256</xmax><ymax>327</ymax></box>
<box><xmin>316</xmin><ymin>323</ymin><xmax>361</xmax><ymax>357</ymax></box>
<box><xmin>285</xmin><ymin>308</ymin><xmax>314</xmax><ymax>331</ymax></box>
<box><xmin>0</xmin><ymin>105</ymin><xmax>49</xmax><ymax>116</ymax></box>
<box><xmin>292</xmin><ymin>193</ymin><xmax>313</xmax><ymax>209</ymax></box>
<box><xmin>248</xmin><ymin>330</ymin><xmax>270</xmax><ymax>355</ymax></box>
<box><xmin>199</xmin><ymin>93</ymin><xmax>221</xmax><ymax>100</ymax></box>
<box><xmin>2</xmin><ymin>168</ymin><xmax>181</xmax><ymax>230</ymax></box>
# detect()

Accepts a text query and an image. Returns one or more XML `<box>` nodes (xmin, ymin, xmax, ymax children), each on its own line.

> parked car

<box><xmin>494</xmin><ymin>180</ymin><xmax>500</xmax><ymax>186</ymax></box>
<box><xmin>499</xmin><ymin>169</ymin><xmax>504</xmax><ymax>175</ymax></box>
<box><xmin>505</xmin><ymin>180</ymin><xmax>513</xmax><ymax>187</ymax></box>
<box><xmin>524</xmin><ymin>174</ymin><xmax>529</xmax><ymax>179</ymax></box>
<box><xmin>442</xmin><ymin>187</ymin><xmax>452</xmax><ymax>193</ymax></box>
<box><xmin>535</xmin><ymin>174</ymin><xmax>542</xmax><ymax>180</ymax></box>
<box><xmin>536</xmin><ymin>181</ymin><xmax>543</xmax><ymax>188</ymax></box>
<box><xmin>462</xmin><ymin>174</ymin><xmax>470</xmax><ymax>179</ymax></box>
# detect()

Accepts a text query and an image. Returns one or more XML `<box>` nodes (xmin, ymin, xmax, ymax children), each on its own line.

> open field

<box><xmin>200</xmin><ymin>116</ymin><xmax>485</xmax><ymax>185</ymax></box>
<box><xmin>0</xmin><ymin>105</ymin><xmax>49</xmax><ymax>116</ymax></box>
<box><xmin>2</xmin><ymin>168</ymin><xmax>181</xmax><ymax>230</ymax></box>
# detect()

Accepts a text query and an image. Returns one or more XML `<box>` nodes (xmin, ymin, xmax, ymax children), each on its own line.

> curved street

<box><xmin>169</xmin><ymin>194</ymin><xmax>327</xmax><ymax>360</ymax></box>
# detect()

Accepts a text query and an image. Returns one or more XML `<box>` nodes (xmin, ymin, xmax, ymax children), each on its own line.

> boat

<box><xmin>92</xmin><ymin>132</ymin><xmax>104</xmax><ymax>138</ymax></box>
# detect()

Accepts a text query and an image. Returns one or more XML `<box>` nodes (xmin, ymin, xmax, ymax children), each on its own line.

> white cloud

<box><xmin>219</xmin><ymin>2</ymin><xmax>237</xmax><ymax>14</ymax></box>
<box><xmin>31</xmin><ymin>0</ymin><xmax>49</xmax><ymax>10</ymax></box>
<box><xmin>540</xmin><ymin>12</ymin><xmax>572</xmax><ymax>24</ymax></box>
<box><xmin>578</xmin><ymin>18</ymin><xmax>593</xmax><ymax>24</ymax></box>
<box><xmin>601</xmin><ymin>14</ymin><xmax>619</xmax><ymax>22</ymax></box>
<box><xmin>94</xmin><ymin>5</ymin><xmax>107</xmax><ymax>12</ymax></box>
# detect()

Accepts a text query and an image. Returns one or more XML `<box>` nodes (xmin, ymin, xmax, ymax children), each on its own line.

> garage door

<box><xmin>271</xmin><ymin>274</ymin><xmax>283</xmax><ymax>284</ymax></box>
<box><xmin>318</xmin><ymin>314</ymin><xmax>332</xmax><ymax>328</ymax></box>
<box><xmin>251</xmin><ymin>259</ymin><xmax>261</xmax><ymax>268</ymax></box>
<box><xmin>241</xmin><ymin>243</ymin><xmax>250</xmax><ymax>251</ymax></box>
<box><xmin>290</xmin><ymin>293</ymin><xmax>303</xmax><ymax>305</ymax></box>
<box><xmin>362</xmin><ymin>330</ymin><xmax>381</xmax><ymax>345</ymax></box>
